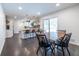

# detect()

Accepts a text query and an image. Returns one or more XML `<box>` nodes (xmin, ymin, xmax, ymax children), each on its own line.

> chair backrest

<box><xmin>36</xmin><ymin>33</ymin><xmax>48</xmax><ymax>46</ymax></box>
<box><xmin>63</xmin><ymin>33</ymin><xmax>72</xmax><ymax>47</ymax></box>
<box><xmin>57</xmin><ymin>30</ymin><xmax>66</xmax><ymax>38</ymax></box>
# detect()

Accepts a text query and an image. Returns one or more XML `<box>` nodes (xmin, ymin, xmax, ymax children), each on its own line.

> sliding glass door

<box><xmin>43</xmin><ymin>17</ymin><xmax>58</xmax><ymax>40</ymax></box>
<box><xmin>50</xmin><ymin>18</ymin><xmax>58</xmax><ymax>40</ymax></box>
<box><xmin>44</xmin><ymin>19</ymin><xmax>50</xmax><ymax>38</ymax></box>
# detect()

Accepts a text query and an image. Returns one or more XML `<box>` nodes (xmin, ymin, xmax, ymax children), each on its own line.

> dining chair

<box><xmin>55</xmin><ymin>33</ymin><xmax>72</xmax><ymax>56</ymax></box>
<box><xmin>36</xmin><ymin>33</ymin><xmax>55</xmax><ymax>56</ymax></box>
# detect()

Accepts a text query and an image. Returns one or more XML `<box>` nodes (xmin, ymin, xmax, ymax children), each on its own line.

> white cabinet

<box><xmin>20</xmin><ymin>31</ymin><xmax>36</xmax><ymax>39</ymax></box>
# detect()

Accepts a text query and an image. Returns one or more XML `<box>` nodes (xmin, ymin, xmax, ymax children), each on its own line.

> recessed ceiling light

<box><xmin>14</xmin><ymin>16</ymin><xmax>17</xmax><ymax>19</ymax></box>
<box><xmin>37</xmin><ymin>12</ymin><xmax>40</xmax><ymax>15</ymax></box>
<box><xmin>18</xmin><ymin>6</ymin><xmax>22</xmax><ymax>10</ymax></box>
<box><xmin>56</xmin><ymin>3</ymin><xmax>60</xmax><ymax>7</ymax></box>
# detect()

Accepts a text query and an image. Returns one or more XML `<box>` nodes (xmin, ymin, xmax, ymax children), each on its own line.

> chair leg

<box><xmin>53</xmin><ymin>47</ymin><xmax>55</xmax><ymax>56</ymax></box>
<box><xmin>51</xmin><ymin>46</ymin><xmax>55</xmax><ymax>56</ymax></box>
<box><xmin>66</xmin><ymin>47</ymin><xmax>70</xmax><ymax>56</ymax></box>
<box><xmin>57</xmin><ymin>46</ymin><xmax>58</xmax><ymax>49</ymax></box>
<box><xmin>49</xmin><ymin>46</ymin><xmax>55</xmax><ymax>56</ymax></box>
<box><xmin>44</xmin><ymin>48</ymin><xmax>47</xmax><ymax>56</ymax></box>
<box><xmin>36</xmin><ymin>46</ymin><xmax>40</xmax><ymax>55</ymax></box>
<box><xmin>57</xmin><ymin>46</ymin><xmax>59</xmax><ymax>56</ymax></box>
<box><xmin>61</xmin><ymin>47</ymin><xmax>65</xmax><ymax>56</ymax></box>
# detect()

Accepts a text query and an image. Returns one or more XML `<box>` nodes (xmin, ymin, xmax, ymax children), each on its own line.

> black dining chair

<box><xmin>36</xmin><ymin>33</ymin><xmax>55</xmax><ymax>56</ymax></box>
<box><xmin>55</xmin><ymin>33</ymin><xmax>72</xmax><ymax>56</ymax></box>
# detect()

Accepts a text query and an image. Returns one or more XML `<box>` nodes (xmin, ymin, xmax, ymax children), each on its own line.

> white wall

<box><xmin>6</xmin><ymin>18</ymin><xmax>19</xmax><ymax>36</ymax></box>
<box><xmin>40</xmin><ymin>5</ymin><xmax>79</xmax><ymax>45</ymax></box>
<box><xmin>6</xmin><ymin>18</ymin><xmax>14</xmax><ymax>38</ymax></box>
<box><xmin>14</xmin><ymin>20</ymin><xmax>22</xmax><ymax>33</ymax></box>
<box><xmin>6</xmin><ymin>18</ymin><xmax>35</xmax><ymax>34</ymax></box>
<box><xmin>0</xmin><ymin>4</ymin><xmax>6</xmax><ymax>54</ymax></box>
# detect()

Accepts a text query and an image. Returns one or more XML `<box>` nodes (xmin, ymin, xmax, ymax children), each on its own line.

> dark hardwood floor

<box><xmin>1</xmin><ymin>34</ymin><xmax>79</xmax><ymax>56</ymax></box>
<box><xmin>1</xmin><ymin>34</ymin><xmax>38</xmax><ymax>56</ymax></box>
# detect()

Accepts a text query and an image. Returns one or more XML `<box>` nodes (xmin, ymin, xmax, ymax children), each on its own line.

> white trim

<box><xmin>70</xmin><ymin>41</ymin><xmax>79</xmax><ymax>46</ymax></box>
<box><xmin>0</xmin><ymin>39</ymin><xmax>5</xmax><ymax>55</ymax></box>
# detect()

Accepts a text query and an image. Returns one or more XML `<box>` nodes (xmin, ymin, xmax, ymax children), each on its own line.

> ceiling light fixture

<box><xmin>37</xmin><ymin>12</ymin><xmax>40</xmax><ymax>15</ymax></box>
<box><xmin>18</xmin><ymin>6</ymin><xmax>22</xmax><ymax>10</ymax></box>
<box><xmin>56</xmin><ymin>3</ymin><xmax>60</xmax><ymax>7</ymax></box>
<box><xmin>14</xmin><ymin>16</ymin><xmax>17</xmax><ymax>19</ymax></box>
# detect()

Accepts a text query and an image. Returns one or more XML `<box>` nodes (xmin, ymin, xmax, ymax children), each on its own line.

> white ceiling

<box><xmin>1</xmin><ymin>3</ymin><xmax>79</xmax><ymax>19</ymax></box>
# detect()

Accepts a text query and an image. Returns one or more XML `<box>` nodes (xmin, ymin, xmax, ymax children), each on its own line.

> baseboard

<box><xmin>0</xmin><ymin>39</ymin><xmax>5</xmax><ymax>55</ymax></box>
<box><xmin>70</xmin><ymin>41</ymin><xmax>79</xmax><ymax>46</ymax></box>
